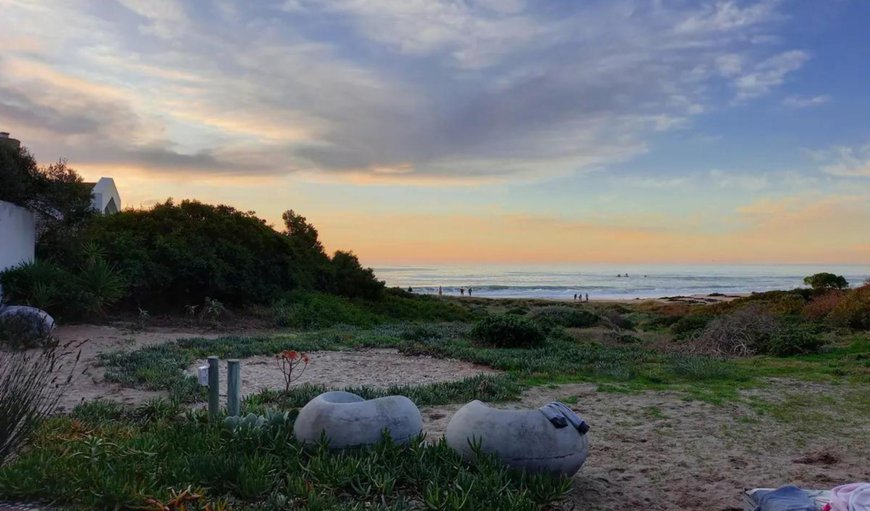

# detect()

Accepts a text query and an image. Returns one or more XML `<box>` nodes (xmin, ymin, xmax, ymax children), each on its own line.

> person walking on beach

<box><xmin>585</xmin><ymin>293</ymin><xmax>589</xmax><ymax>302</ymax></box>
<box><xmin>574</xmin><ymin>293</ymin><xmax>578</xmax><ymax>301</ymax></box>
<box><xmin>460</xmin><ymin>288</ymin><xmax>465</xmax><ymax>296</ymax></box>
<box><xmin>468</xmin><ymin>288</ymin><xmax>473</xmax><ymax>296</ymax></box>
<box><xmin>438</xmin><ymin>286</ymin><xmax>442</xmax><ymax>296</ymax></box>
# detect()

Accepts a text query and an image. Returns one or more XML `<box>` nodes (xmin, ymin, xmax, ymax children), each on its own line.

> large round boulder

<box><xmin>445</xmin><ymin>400</ymin><xmax>590</xmax><ymax>476</ymax></box>
<box><xmin>293</xmin><ymin>391</ymin><xmax>423</xmax><ymax>449</ymax></box>
<box><xmin>0</xmin><ymin>305</ymin><xmax>55</xmax><ymax>344</ymax></box>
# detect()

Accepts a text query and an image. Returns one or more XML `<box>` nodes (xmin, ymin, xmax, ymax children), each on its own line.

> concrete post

<box><xmin>227</xmin><ymin>359</ymin><xmax>241</xmax><ymax>417</ymax></box>
<box><xmin>208</xmin><ymin>356</ymin><xmax>220</xmax><ymax>420</ymax></box>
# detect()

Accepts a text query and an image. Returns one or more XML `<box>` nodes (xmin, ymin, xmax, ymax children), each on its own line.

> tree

<box><xmin>282</xmin><ymin>209</ymin><xmax>323</xmax><ymax>252</ymax></box>
<box><xmin>803</xmin><ymin>272</ymin><xmax>849</xmax><ymax>290</ymax></box>
<box><xmin>0</xmin><ymin>145</ymin><xmax>94</xmax><ymax>258</ymax></box>
<box><xmin>330</xmin><ymin>250</ymin><xmax>384</xmax><ymax>299</ymax></box>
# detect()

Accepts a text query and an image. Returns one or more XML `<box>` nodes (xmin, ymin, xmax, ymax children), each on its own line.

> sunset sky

<box><xmin>1</xmin><ymin>0</ymin><xmax>868</xmax><ymax>265</ymax></box>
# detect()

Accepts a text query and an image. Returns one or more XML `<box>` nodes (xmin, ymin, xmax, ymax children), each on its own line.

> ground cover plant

<box><xmin>0</xmin><ymin>403</ymin><xmax>571</xmax><ymax>510</ymax></box>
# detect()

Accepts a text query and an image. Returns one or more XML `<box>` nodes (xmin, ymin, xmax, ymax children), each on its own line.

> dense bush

<box><xmin>802</xmin><ymin>291</ymin><xmax>845</xmax><ymax>322</ymax></box>
<box><xmin>74</xmin><ymin>200</ymin><xmax>383</xmax><ymax>311</ymax></box>
<box><xmin>670</xmin><ymin>313</ymin><xmax>713</xmax><ymax>338</ymax></box>
<box><xmin>529</xmin><ymin>306</ymin><xmax>599</xmax><ymax>328</ymax></box>
<box><xmin>471</xmin><ymin>315</ymin><xmax>546</xmax><ymax>348</ymax></box>
<box><xmin>828</xmin><ymin>284</ymin><xmax>870</xmax><ymax>329</ymax></box>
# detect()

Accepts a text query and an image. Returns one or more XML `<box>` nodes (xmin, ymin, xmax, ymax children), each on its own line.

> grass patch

<box><xmin>265</xmin><ymin>289</ymin><xmax>473</xmax><ymax>329</ymax></box>
<box><xmin>102</xmin><ymin>326</ymin><xmax>869</xmax><ymax>406</ymax></box>
<box><xmin>0</xmin><ymin>410</ymin><xmax>570</xmax><ymax>510</ymax></box>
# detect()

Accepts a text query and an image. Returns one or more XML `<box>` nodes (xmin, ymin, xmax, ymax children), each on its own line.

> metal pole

<box><xmin>208</xmin><ymin>356</ymin><xmax>220</xmax><ymax>420</ymax></box>
<box><xmin>227</xmin><ymin>359</ymin><xmax>241</xmax><ymax>417</ymax></box>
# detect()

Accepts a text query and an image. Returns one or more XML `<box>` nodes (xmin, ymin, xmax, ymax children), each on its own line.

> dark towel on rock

<box><xmin>753</xmin><ymin>485</ymin><xmax>817</xmax><ymax>511</ymax></box>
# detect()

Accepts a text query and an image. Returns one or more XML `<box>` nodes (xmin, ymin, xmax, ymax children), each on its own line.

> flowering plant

<box><xmin>275</xmin><ymin>350</ymin><xmax>310</xmax><ymax>392</ymax></box>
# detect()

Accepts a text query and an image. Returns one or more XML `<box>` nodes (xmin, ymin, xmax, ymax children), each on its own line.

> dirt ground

<box><xmin>192</xmin><ymin>349</ymin><xmax>498</xmax><ymax>397</ymax></box>
<box><xmin>49</xmin><ymin>324</ymin><xmax>232</xmax><ymax>411</ymax></box>
<box><xmin>422</xmin><ymin>381</ymin><xmax>869</xmax><ymax>511</ymax></box>
<box><xmin>12</xmin><ymin>325</ymin><xmax>870</xmax><ymax>510</ymax></box>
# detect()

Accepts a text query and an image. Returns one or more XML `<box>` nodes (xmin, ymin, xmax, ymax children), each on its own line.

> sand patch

<box><xmin>191</xmin><ymin>349</ymin><xmax>499</xmax><ymax>397</ymax></box>
<box><xmin>47</xmin><ymin>324</ymin><xmax>246</xmax><ymax>411</ymax></box>
<box><xmin>421</xmin><ymin>380</ymin><xmax>869</xmax><ymax>511</ymax></box>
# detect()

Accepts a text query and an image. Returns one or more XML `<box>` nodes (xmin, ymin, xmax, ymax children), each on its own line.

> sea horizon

<box><xmin>373</xmin><ymin>263</ymin><xmax>870</xmax><ymax>300</ymax></box>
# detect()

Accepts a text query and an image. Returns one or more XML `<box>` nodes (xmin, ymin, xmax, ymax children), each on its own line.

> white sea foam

<box><xmin>374</xmin><ymin>264</ymin><xmax>870</xmax><ymax>300</ymax></box>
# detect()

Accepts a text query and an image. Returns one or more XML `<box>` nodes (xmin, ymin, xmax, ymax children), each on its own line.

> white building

<box><xmin>86</xmin><ymin>177</ymin><xmax>122</xmax><ymax>214</ymax></box>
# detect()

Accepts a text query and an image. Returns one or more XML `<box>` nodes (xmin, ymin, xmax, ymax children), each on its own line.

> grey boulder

<box><xmin>445</xmin><ymin>400</ymin><xmax>590</xmax><ymax>476</ymax></box>
<box><xmin>0</xmin><ymin>305</ymin><xmax>55</xmax><ymax>338</ymax></box>
<box><xmin>293</xmin><ymin>391</ymin><xmax>423</xmax><ymax>449</ymax></box>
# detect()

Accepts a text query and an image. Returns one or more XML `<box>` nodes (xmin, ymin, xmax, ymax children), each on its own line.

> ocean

<box><xmin>373</xmin><ymin>264</ymin><xmax>870</xmax><ymax>300</ymax></box>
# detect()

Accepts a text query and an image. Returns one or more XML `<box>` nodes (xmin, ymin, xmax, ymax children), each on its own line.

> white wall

<box><xmin>0</xmin><ymin>200</ymin><xmax>35</xmax><ymax>273</ymax></box>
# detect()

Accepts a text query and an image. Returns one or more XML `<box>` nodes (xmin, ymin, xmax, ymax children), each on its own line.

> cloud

<box><xmin>709</xmin><ymin>169</ymin><xmax>769</xmax><ymax>191</ymax></box>
<box><xmin>782</xmin><ymin>95</ymin><xmax>830</xmax><ymax>109</ymax></box>
<box><xmin>0</xmin><ymin>0</ymin><xmax>806</xmax><ymax>183</ymax></box>
<box><xmin>810</xmin><ymin>144</ymin><xmax>870</xmax><ymax>177</ymax></box>
<box><xmin>733</xmin><ymin>50</ymin><xmax>809</xmax><ymax>100</ymax></box>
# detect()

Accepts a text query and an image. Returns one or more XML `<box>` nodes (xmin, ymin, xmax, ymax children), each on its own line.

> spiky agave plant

<box><xmin>0</xmin><ymin>341</ymin><xmax>80</xmax><ymax>465</ymax></box>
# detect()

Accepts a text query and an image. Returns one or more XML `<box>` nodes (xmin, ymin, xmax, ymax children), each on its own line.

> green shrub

<box><xmin>529</xmin><ymin>306</ymin><xmax>599</xmax><ymax>328</ymax></box>
<box><xmin>0</xmin><ymin>261</ymin><xmax>72</xmax><ymax>313</ymax></box>
<box><xmin>0</xmin><ymin>257</ymin><xmax>126</xmax><ymax>320</ymax></box>
<box><xmin>766</xmin><ymin>324</ymin><xmax>825</xmax><ymax>356</ymax></box>
<box><xmin>471</xmin><ymin>315</ymin><xmax>546</xmax><ymax>348</ymax></box>
<box><xmin>600</xmin><ymin>310</ymin><xmax>635</xmax><ymax>331</ymax></box>
<box><xmin>272</xmin><ymin>291</ymin><xmax>380</xmax><ymax>329</ymax></box>
<box><xmin>670</xmin><ymin>313</ymin><xmax>712</xmax><ymax>338</ymax></box>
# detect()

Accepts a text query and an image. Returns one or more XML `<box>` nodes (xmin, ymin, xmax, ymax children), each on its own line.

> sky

<box><xmin>1</xmin><ymin>0</ymin><xmax>869</xmax><ymax>266</ymax></box>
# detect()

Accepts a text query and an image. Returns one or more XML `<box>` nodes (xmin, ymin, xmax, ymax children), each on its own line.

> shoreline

<box><xmin>415</xmin><ymin>292</ymin><xmax>751</xmax><ymax>305</ymax></box>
